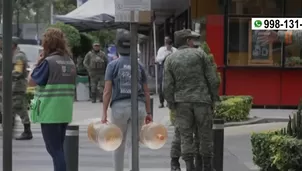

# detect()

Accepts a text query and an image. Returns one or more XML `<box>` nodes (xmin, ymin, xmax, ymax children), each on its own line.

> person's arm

<box><xmin>140</xmin><ymin>64</ymin><xmax>151</xmax><ymax>114</ymax></box>
<box><xmin>278</xmin><ymin>31</ymin><xmax>302</xmax><ymax>45</ymax></box>
<box><xmin>202</xmin><ymin>51</ymin><xmax>220</xmax><ymax>103</ymax></box>
<box><xmin>155</xmin><ymin>47</ymin><xmax>166</xmax><ymax>63</ymax></box>
<box><xmin>163</xmin><ymin>58</ymin><xmax>175</xmax><ymax>108</ymax></box>
<box><xmin>83</xmin><ymin>52</ymin><xmax>90</xmax><ymax>69</ymax></box>
<box><xmin>28</xmin><ymin>60</ymin><xmax>49</xmax><ymax>87</ymax></box>
<box><xmin>102</xmin><ymin>63</ymin><xmax>113</xmax><ymax>117</ymax></box>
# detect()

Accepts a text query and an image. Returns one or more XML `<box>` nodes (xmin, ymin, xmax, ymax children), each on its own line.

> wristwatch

<box><xmin>147</xmin><ymin>112</ymin><xmax>151</xmax><ymax>115</ymax></box>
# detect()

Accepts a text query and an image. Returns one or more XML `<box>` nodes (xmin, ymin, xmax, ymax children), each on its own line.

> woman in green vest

<box><xmin>28</xmin><ymin>28</ymin><xmax>76</xmax><ymax>171</ymax></box>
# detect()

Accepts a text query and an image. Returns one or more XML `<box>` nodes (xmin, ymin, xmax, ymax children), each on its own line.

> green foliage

<box><xmin>79</xmin><ymin>33</ymin><xmax>94</xmax><ymax>56</ymax></box>
<box><xmin>251</xmin><ymin>132</ymin><xmax>278</xmax><ymax>171</ymax></box>
<box><xmin>251</xmin><ymin>132</ymin><xmax>302</xmax><ymax>171</ymax></box>
<box><xmin>285</xmin><ymin>57</ymin><xmax>302</xmax><ymax>67</ymax></box>
<box><xmin>169</xmin><ymin>96</ymin><xmax>253</xmax><ymax>124</ymax></box>
<box><xmin>48</xmin><ymin>22</ymin><xmax>81</xmax><ymax>48</ymax></box>
<box><xmin>201</xmin><ymin>42</ymin><xmax>221</xmax><ymax>84</ymax></box>
<box><xmin>251</xmin><ymin>100</ymin><xmax>302</xmax><ymax>171</ymax></box>
<box><xmin>53</xmin><ymin>0</ymin><xmax>77</xmax><ymax>15</ymax></box>
<box><xmin>89</xmin><ymin>30</ymin><xmax>116</xmax><ymax>48</ymax></box>
<box><xmin>215</xmin><ymin>96</ymin><xmax>252</xmax><ymax>122</ymax></box>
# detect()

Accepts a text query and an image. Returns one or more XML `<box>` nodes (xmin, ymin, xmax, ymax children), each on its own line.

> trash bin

<box><xmin>76</xmin><ymin>75</ymin><xmax>90</xmax><ymax>101</ymax></box>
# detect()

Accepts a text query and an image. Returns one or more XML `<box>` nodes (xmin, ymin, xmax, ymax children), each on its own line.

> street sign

<box><xmin>114</xmin><ymin>0</ymin><xmax>151</xmax><ymax>22</ymax></box>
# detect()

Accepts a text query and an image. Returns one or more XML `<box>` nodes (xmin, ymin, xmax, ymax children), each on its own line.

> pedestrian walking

<box><xmin>83</xmin><ymin>41</ymin><xmax>108</xmax><ymax>103</ymax></box>
<box><xmin>28</xmin><ymin>28</ymin><xmax>76</xmax><ymax>171</ymax></box>
<box><xmin>156</xmin><ymin>36</ymin><xmax>177</xmax><ymax>108</ymax></box>
<box><xmin>12</xmin><ymin>36</ymin><xmax>33</xmax><ymax>140</ymax></box>
<box><xmin>164</xmin><ymin>29</ymin><xmax>220</xmax><ymax>171</ymax></box>
<box><xmin>101</xmin><ymin>29</ymin><xmax>152</xmax><ymax>171</ymax></box>
<box><xmin>169</xmin><ymin>31</ymin><xmax>203</xmax><ymax>171</ymax></box>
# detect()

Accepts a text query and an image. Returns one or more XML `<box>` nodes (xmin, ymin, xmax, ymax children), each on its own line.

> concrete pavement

<box><xmin>1</xmin><ymin>95</ymin><xmax>292</xmax><ymax>170</ymax></box>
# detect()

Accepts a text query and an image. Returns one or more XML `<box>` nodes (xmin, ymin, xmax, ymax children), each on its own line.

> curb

<box><xmin>165</xmin><ymin>117</ymin><xmax>289</xmax><ymax>128</ymax></box>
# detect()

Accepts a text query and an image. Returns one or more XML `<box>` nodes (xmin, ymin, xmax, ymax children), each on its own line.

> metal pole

<box><xmin>2</xmin><ymin>0</ymin><xmax>13</xmax><ymax>170</ymax></box>
<box><xmin>50</xmin><ymin>0</ymin><xmax>54</xmax><ymax>24</ymax></box>
<box><xmin>130</xmin><ymin>22</ymin><xmax>139</xmax><ymax>171</ymax></box>
<box><xmin>152</xmin><ymin>21</ymin><xmax>158</xmax><ymax>94</ymax></box>
<box><xmin>64</xmin><ymin>125</ymin><xmax>79</xmax><ymax>171</ymax></box>
<box><xmin>213</xmin><ymin>119</ymin><xmax>224</xmax><ymax>171</ymax></box>
<box><xmin>150</xmin><ymin>97</ymin><xmax>153</xmax><ymax>118</ymax></box>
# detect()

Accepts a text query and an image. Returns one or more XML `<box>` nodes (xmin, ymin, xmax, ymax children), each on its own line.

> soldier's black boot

<box><xmin>202</xmin><ymin>157</ymin><xmax>214</xmax><ymax>171</ymax></box>
<box><xmin>15</xmin><ymin>123</ymin><xmax>33</xmax><ymax>140</ymax></box>
<box><xmin>171</xmin><ymin>157</ymin><xmax>181</xmax><ymax>171</ymax></box>
<box><xmin>0</xmin><ymin>112</ymin><xmax>2</xmax><ymax>124</ymax></box>
<box><xmin>91</xmin><ymin>93</ymin><xmax>96</xmax><ymax>103</ymax></box>
<box><xmin>195</xmin><ymin>154</ymin><xmax>203</xmax><ymax>171</ymax></box>
<box><xmin>185</xmin><ymin>157</ymin><xmax>195</xmax><ymax>171</ymax></box>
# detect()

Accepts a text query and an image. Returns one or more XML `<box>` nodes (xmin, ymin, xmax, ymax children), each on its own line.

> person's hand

<box><xmin>101</xmin><ymin>111</ymin><xmax>108</xmax><ymax>124</ymax></box>
<box><xmin>257</xmin><ymin>31</ymin><xmax>279</xmax><ymax>45</ymax></box>
<box><xmin>145</xmin><ymin>114</ymin><xmax>153</xmax><ymax>124</ymax></box>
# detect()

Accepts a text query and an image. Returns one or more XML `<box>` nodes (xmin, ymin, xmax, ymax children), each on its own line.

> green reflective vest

<box><xmin>30</xmin><ymin>54</ymin><xmax>76</xmax><ymax>123</ymax></box>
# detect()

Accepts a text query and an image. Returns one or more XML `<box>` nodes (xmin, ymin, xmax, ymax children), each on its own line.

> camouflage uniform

<box><xmin>12</xmin><ymin>37</ymin><xmax>32</xmax><ymax>140</ymax></box>
<box><xmin>83</xmin><ymin>46</ymin><xmax>108</xmax><ymax>103</ymax></box>
<box><xmin>164</xmin><ymin>29</ymin><xmax>220</xmax><ymax>171</ymax></box>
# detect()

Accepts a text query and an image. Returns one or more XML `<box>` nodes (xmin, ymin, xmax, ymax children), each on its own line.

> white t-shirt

<box><xmin>156</xmin><ymin>46</ymin><xmax>177</xmax><ymax>65</ymax></box>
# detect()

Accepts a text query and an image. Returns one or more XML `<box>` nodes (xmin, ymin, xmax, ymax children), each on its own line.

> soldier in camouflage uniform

<box><xmin>169</xmin><ymin>32</ymin><xmax>203</xmax><ymax>171</ymax></box>
<box><xmin>164</xmin><ymin>29</ymin><xmax>220</xmax><ymax>171</ymax></box>
<box><xmin>12</xmin><ymin>37</ymin><xmax>33</xmax><ymax>140</ymax></box>
<box><xmin>83</xmin><ymin>41</ymin><xmax>108</xmax><ymax>103</ymax></box>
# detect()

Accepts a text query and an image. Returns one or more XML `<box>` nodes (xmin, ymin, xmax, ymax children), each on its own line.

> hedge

<box><xmin>251</xmin><ymin>132</ymin><xmax>302</xmax><ymax>171</ymax></box>
<box><xmin>251</xmin><ymin>100</ymin><xmax>302</xmax><ymax>170</ymax></box>
<box><xmin>169</xmin><ymin>95</ymin><xmax>253</xmax><ymax>125</ymax></box>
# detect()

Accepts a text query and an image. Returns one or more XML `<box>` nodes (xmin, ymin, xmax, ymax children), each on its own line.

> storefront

<box><xmin>192</xmin><ymin>0</ymin><xmax>302</xmax><ymax>108</ymax></box>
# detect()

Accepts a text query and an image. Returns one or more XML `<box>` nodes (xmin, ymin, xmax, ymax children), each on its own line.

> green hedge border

<box><xmin>251</xmin><ymin>131</ymin><xmax>302</xmax><ymax>170</ymax></box>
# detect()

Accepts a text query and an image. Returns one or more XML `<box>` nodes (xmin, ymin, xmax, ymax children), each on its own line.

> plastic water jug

<box><xmin>140</xmin><ymin>122</ymin><xmax>168</xmax><ymax>150</ymax></box>
<box><xmin>87</xmin><ymin>121</ymin><xmax>123</xmax><ymax>151</ymax></box>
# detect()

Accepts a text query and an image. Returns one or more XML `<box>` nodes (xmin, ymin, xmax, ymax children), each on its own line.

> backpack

<box><xmin>90</xmin><ymin>51</ymin><xmax>106</xmax><ymax>69</ymax></box>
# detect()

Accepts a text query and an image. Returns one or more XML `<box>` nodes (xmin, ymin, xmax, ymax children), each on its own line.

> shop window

<box><xmin>227</xmin><ymin>17</ymin><xmax>282</xmax><ymax>66</ymax></box>
<box><xmin>229</xmin><ymin>0</ymin><xmax>282</xmax><ymax>16</ymax></box>
<box><xmin>284</xmin><ymin>44</ymin><xmax>302</xmax><ymax>67</ymax></box>
<box><xmin>285</xmin><ymin>0</ymin><xmax>302</xmax><ymax>16</ymax></box>
<box><xmin>192</xmin><ymin>17</ymin><xmax>207</xmax><ymax>42</ymax></box>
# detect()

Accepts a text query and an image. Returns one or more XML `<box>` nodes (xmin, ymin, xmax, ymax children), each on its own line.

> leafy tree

<box><xmin>89</xmin><ymin>30</ymin><xmax>116</xmax><ymax>48</ymax></box>
<box><xmin>48</xmin><ymin>22</ymin><xmax>81</xmax><ymax>48</ymax></box>
<box><xmin>53</xmin><ymin>0</ymin><xmax>76</xmax><ymax>15</ymax></box>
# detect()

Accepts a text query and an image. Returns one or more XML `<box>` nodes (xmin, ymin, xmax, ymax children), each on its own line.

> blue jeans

<box><xmin>41</xmin><ymin>123</ymin><xmax>68</xmax><ymax>171</ymax></box>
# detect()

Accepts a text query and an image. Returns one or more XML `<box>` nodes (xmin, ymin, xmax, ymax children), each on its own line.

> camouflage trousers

<box><xmin>170</xmin><ymin>126</ymin><xmax>200</xmax><ymax>158</ymax></box>
<box><xmin>89</xmin><ymin>74</ymin><xmax>105</xmax><ymax>94</ymax></box>
<box><xmin>12</xmin><ymin>92</ymin><xmax>30</xmax><ymax>124</ymax></box>
<box><xmin>174</xmin><ymin>103</ymin><xmax>213</xmax><ymax>161</ymax></box>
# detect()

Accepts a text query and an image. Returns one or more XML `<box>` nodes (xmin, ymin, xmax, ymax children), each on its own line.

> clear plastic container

<box><xmin>140</xmin><ymin>122</ymin><xmax>168</xmax><ymax>150</ymax></box>
<box><xmin>87</xmin><ymin>121</ymin><xmax>123</xmax><ymax>151</ymax></box>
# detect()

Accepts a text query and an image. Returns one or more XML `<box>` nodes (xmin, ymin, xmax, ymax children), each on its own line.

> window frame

<box><xmin>223</xmin><ymin>0</ymin><xmax>302</xmax><ymax>68</ymax></box>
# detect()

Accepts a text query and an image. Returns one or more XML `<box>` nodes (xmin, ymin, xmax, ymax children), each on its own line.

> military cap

<box><xmin>174</xmin><ymin>29</ymin><xmax>200</xmax><ymax>46</ymax></box>
<box><xmin>115</xmin><ymin>29</ymin><xmax>131</xmax><ymax>54</ymax></box>
<box><xmin>93</xmin><ymin>40</ymin><xmax>100</xmax><ymax>46</ymax></box>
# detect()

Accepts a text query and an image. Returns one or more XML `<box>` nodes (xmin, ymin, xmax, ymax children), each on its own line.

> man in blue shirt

<box><xmin>101</xmin><ymin>29</ymin><xmax>152</xmax><ymax>171</ymax></box>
